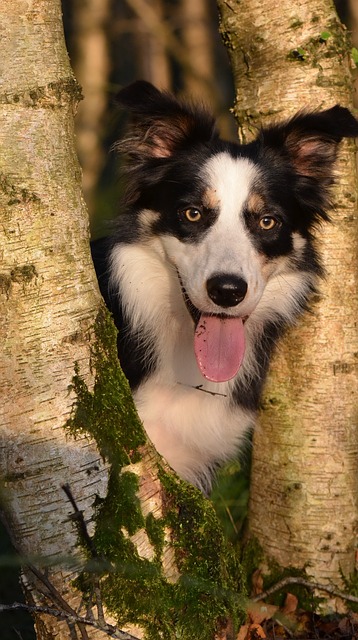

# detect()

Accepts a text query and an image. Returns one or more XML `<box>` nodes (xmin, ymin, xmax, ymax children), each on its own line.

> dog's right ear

<box><xmin>116</xmin><ymin>81</ymin><xmax>218</xmax><ymax>159</ymax></box>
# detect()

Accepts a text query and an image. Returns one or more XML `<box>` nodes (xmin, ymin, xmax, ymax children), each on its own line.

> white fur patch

<box><xmin>134</xmin><ymin>378</ymin><xmax>255</xmax><ymax>490</ymax></box>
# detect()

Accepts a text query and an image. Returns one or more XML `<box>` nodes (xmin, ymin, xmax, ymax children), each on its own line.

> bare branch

<box><xmin>25</xmin><ymin>562</ymin><xmax>90</xmax><ymax>640</ymax></box>
<box><xmin>252</xmin><ymin>576</ymin><xmax>358</xmax><ymax>604</ymax></box>
<box><xmin>0</xmin><ymin>602</ymin><xmax>139</xmax><ymax>640</ymax></box>
<box><xmin>62</xmin><ymin>483</ymin><xmax>98</xmax><ymax>557</ymax></box>
<box><xmin>62</xmin><ymin>483</ymin><xmax>106</xmax><ymax>624</ymax></box>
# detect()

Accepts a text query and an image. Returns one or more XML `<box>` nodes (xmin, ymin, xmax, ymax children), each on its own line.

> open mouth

<box><xmin>178</xmin><ymin>275</ymin><xmax>247</xmax><ymax>383</ymax></box>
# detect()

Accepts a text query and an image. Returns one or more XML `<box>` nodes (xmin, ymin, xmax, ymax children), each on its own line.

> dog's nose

<box><xmin>206</xmin><ymin>274</ymin><xmax>248</xmax><ymax>308</ymax></box>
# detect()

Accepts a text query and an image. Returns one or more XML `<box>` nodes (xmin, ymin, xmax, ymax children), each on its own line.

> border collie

<box><xmin>91</xmin><ymin>81</ymin><xmax>358</xmax><ymax>492</ymax></box>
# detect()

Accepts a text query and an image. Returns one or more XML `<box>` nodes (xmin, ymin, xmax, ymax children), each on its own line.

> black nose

<box><xmin>206</xmin><ymin>274</ymin><xmax>248</xmax><ymax>308</ymax></box>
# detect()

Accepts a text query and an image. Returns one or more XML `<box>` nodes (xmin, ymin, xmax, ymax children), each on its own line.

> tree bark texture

<box><xmin>0</xmin><ymin>2</ymin><xmax>243</xmax><ymax>638</ymax></box>
<box><xmin>217</xmin><ymin>0</ymin><xmax>358</xmax><ymax>605</ymax></box>
<box><xmin>0</xmin><ymin>0</ymin><xmax>110</xmax><ymax>637</ymax></box>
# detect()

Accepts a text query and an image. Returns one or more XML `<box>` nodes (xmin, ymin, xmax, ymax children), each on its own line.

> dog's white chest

<box><xmin>133</xmin><ymin>369</ymin><xmax>254</xmax><ymax>490</ymax></box>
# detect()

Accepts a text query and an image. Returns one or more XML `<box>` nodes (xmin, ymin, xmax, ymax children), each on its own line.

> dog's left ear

<box><xmin>116</xmin><ymin>80</ymin><xmax>218</xmax><ymax>159</ymax></box>
<box><xmin>260</xmin><ymin>105</ymin><xmax>358</xmax><ymax>180</ymax></box>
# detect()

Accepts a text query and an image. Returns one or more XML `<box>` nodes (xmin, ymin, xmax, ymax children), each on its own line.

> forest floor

<box><xmin>237</xmin><ymin>614</ymin><xmax>358</xmax><ymax>640</ymax></box>
<box><xmin>235</xmin><ymin>594</ymin><xmax>358</xmax><ymax>640</ymax></box>
<box><xmin>213</xmin><ymin>466</ymin><xmax>358</xmax><ymax>639</ymax></box>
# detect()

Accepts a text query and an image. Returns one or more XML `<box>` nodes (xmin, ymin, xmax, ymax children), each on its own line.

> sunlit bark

<box><xmin>217</xmin><ymin>0</ymin><xmax>358</xmax><ymax>607</ymax></box>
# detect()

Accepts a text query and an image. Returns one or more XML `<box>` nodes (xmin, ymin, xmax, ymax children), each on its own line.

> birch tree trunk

<box><xmin>0</xmin><ymin>2</ymin><xmax>243</xmax><ymax>638</ymax></box>
<box><xmin>0</xmin><ymin>0</ymin><xmax>108</xmax><ymax>636</ymax></box>
<box><xmin>217</xmin><ymin>0</ymin><xmax>358</xmax><ymax>605</ymax></box>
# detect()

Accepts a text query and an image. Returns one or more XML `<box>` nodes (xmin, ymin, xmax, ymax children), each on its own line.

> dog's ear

<box><xmin>116</xmin><ymin>81</ymin><xmax>218</xmax><ymax>158</ymax></box>
<box><xmin>260</xmin><ymin>105</ymin><xmax>358</xmax><ymax>181</ymax></box>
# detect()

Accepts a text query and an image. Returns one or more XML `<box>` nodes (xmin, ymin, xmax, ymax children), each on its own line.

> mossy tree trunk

<box><xmin>0</xmin><ymin>1</ymin><xmax>243</xmax><ymax>639</ymax></box>
<box><xmin>217</xmin><ymin>0</ymin><xmax>358</xmax><ymax>606</ymax></box>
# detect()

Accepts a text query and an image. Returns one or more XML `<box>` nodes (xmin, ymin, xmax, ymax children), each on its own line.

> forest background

<box><xmin>1</xmin><ymin>0</ymin><xmax>358</xmax><ymax>638</ymax></box>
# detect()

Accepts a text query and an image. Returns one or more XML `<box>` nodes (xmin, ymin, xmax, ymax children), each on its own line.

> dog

<box><xmin>91</xmin><ymin>81</ymin><xmax>358</xmax><ymax>492</ymax></box>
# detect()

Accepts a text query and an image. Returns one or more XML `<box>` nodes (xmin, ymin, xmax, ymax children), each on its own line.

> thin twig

<box><xmin>177</xmin><ymin>382</ymin><xmax>227</xmax><ymax>397</ymax></box>
<box><xmin>252</xmin><ymin>576</ymin><xmax>358</xmax><ymax>604</ymax></box>
<box><xmin>0</xmin><ymin>602</ymin><xmax>139</xmax><ymax>640</ymax></box>
<box><xmin>62</xmin><ymin>484</ymin><xmax>106</xmax><ymax>624</ymax></box>
<box><xmin>62</xmin><ymin>484</ymin><xmax>97</xmax><ymax>557</ymax></box>
<box><xmin>26</xmin><ymin>562</ymin><xmax>89</xmax><ymax>640</ymax></box>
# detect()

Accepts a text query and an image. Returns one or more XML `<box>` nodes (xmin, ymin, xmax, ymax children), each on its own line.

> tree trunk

<box><xmin>217</xmin><ymin>0</ymin><xmax>358</xmax><ymax>606</ymax></box>
<box><xmin>71</xmin><ymin>0</ymin><xmax>111</xmax><ymax>219</ymax></box>
<box><xmin>0</xmin><ymin>0</ymin><xmax>108</xmax><ymax>636</ymax></box>
<box><xmin>180</xmin><ymin>0</ymin><xmax>235</xmax><ymax>137</ymax></box>
<box><xmin>180</xmin><ymin>0</ymin><xmax>216</xmax><ymax>104</ymax></box>
<box><xmin>137</xmin><ymin>0</ymin><xmax>171</xmax><ymax>89</ymax></box>
<box><xmin>127</xmin><ymin>0</ymin><xmax>172</xmax><ymax>89</ymax></box>
<box><xmin>0</xmin><ymin>1</ymin><xmax>243</xmax><ymax>638</ymax></box>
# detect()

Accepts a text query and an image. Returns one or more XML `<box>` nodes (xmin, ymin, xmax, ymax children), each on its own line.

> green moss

<box><xmin>242</xmin><ymin>536</ymin><xmax>322</xmax><ymax>612</ymax></box>
<box><xmin>159</xmin><ymin>468</ymin><xmax>246</xmax><ymax>638</ymax></box>
<box><xmin>288</xmin><ymin>47</ymin><xmax>309</xmax><ymax>62</ymax></box>
<box><xmin>67</xmin><ymin>305</ymin><xmax>145</xmax><ymax>468</ymax></box>
<box><xmin>264</xmin><ymin>561</ymin><xmax>322</xmax><ymax>612</ymax></box>
<box><xmin>339</xmin><ymin>568</ymin><xmax>358</xmax><ymax>613</ymax></box>
<box><xmin>146</xmin><ymin>513</ymin><xmax>165</xmax><ymax>560</ymax></box>
<box><xmin>287</xmin><ymin>18</ymin><xmax>351</xmax><ymax>67</ymax></box>
<box><xmin>67</xmin><ymin>306</ymin><xmax>246</xmax><ymax>639</ymax></box>
<box><xmin>240</xmin><ymin>537</ymin><xmax>264</xmax><ymax>593</ymax></box>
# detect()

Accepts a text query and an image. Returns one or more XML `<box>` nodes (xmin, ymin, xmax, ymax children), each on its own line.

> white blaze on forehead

<box><xmin>201</xmin><ymin>152</ymin><xmax>259</xmax><ymax>222</ymax></box>
<box><xmin>159</xmin><ymin>151</ymin><xmax>266</xmax><ymax>319</ymax></box>
<box><xmin>192</xmin><ymin>152</ymin><xmax>262</xmax><ymax>290</ymax></box>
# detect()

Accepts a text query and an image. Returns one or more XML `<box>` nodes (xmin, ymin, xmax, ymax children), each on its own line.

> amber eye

<box><xmin>183</xmin><ymin>207</ymin><xmax>202</xmax><ymax>222</ymax></box>
<box><xmin>259</xmin><ymin>216</ymin><xmax>278</xmax><ymax>230</ymax></box>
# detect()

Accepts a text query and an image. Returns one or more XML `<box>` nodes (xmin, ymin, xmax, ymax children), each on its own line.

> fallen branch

<box><xmin>0</xmin><ymin>602</ymin><xmax>139</xmax><ymax>640</ymax></box>
<box><xmin>252</xmin><ymin>576</ymin><xmax>358</xmax><ymax>604</ymax></box>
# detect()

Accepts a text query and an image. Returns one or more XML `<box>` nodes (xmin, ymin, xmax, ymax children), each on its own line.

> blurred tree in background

<box><xmin>61</xmin><ymin>0</ymin><xmax>236</xmax><ymax>228</ymax></box>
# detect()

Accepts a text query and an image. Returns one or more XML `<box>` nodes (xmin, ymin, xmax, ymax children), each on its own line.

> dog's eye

<box><xmin>183</xmin><ymin>207</ymin><xmax>202</xmax><ymax>223</ymax></box>
<box><xmin>259</xmin><ymin>216</ymin><xmax>278</xmax><ymax>230</ymax></box>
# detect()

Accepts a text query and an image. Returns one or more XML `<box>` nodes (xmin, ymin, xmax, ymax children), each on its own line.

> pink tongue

<box><xmin>194</xmin><ymin>315</ymin><xmax>245</xmax><ymax>383</ymax></box>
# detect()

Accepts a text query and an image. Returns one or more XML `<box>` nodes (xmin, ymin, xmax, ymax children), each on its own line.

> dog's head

<box><xmin>114</xmin><ymin>81</ymin><xmax>358</xmax><ymax>382</ymax></box>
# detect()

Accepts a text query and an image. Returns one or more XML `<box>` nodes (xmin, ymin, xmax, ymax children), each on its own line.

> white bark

<box><xmin>217</xmin><ymin>0</ymin><xmax>358</xmax><ymax>606</ymax></box>
<box><xmin>0</xmin><ymin>1</ymin><xmax>109</xmax><ymax>636</ymax></box>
